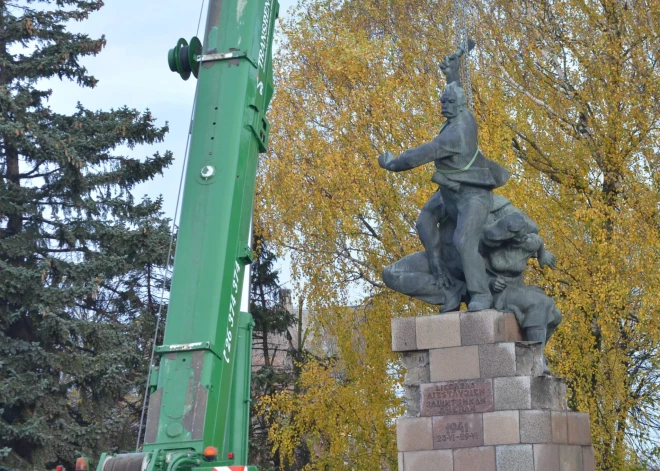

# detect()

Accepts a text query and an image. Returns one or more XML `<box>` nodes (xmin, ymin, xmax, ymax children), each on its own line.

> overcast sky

<box><xmin>44</xmin><ymin>0</ymin><xmax>297</xmax><ymax>218</ymax></box>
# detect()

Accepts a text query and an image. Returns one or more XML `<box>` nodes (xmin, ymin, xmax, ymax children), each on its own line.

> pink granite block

<box><xmin>397</xmin><ymin>417</ymin><xmax>433</xmax><ymax>452</ymax></box>
<box><xmin>392</xmin><ymin>317</ymin><xmax>417</xmax><ymax>352</ymax></box>
<box><xmin>453</xmin><ymin>446</ymin><xmax>496</xmax><ymax>471</ymax></box>
<box><xmin>534</xmin><ymin>444</ymin><xmax>560</xmax><ymax>471</ymax></box>
<box><xmin>430</xmin><ymin>346</ymin><xmax>480</xmax><ymax>382</ymax></box>
<box><xmin>567</xmin><ymin>412</ymin><xmax>591</xmax><ymax>445</ymax></box>
<box><xmin>416</xmin><ymin>313</ymin><xmax>461</xmax><ymax>350</ymax></box>
<box><xmin>552</xmin><ymin>412</ymin><xmax>568</xmax><ymax>444</ymax></box>
<box><xmin>559</xmin><ymin>445</ymin><xmax>583</xmax><ymax>471</ymax></box>
<box><xmin>483</xmin><ymin>411</ymin><xmax>520</xmax><ymax>445</ymax></box>
<box><xmin>504</xmin><ymin>313</ymin><xmax>523</xmax><ymax>341</ymax></box>
<box><xmin>403</xmin><ymin>450</ymin><xmax>453</xmax><ymax>471</ymax></box>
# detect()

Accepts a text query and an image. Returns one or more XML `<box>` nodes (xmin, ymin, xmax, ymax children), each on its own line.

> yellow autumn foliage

<box><xmin>256</xmin><ymin>0</ymin><xmax>660</xmax><ymax>470</ymax></box>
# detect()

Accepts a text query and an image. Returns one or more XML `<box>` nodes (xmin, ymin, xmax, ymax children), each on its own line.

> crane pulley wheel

<box><xmin>168</xmin><ymin>36</ymin><xmax>202</xmax><ymax>81</ymax></box>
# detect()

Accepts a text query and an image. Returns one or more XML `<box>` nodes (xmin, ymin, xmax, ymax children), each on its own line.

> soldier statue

<box><xmin>378</xmin><ymin>43</ymin><xmax>562</xmax><ymax>372</ymax></box>
<box><xmin>379</xmin><ymin>51</ymin><xmax>509</xmax><ymax>311</ymax></box>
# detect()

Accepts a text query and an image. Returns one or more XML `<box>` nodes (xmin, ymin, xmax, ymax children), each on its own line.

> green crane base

<box><xmin>97</xmin><ymin>312</ymin><xmax>256</xmax><ymax>471</ymax></box>
<box><xmin>96</xmin><ymin>451</ymin><xmax>259</xmax><ymax>471</ymax></box>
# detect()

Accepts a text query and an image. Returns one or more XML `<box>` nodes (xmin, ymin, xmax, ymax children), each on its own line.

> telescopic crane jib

<box><xmin>76</xmin><ymin>1</ymin><xmax>280</xmax><ymax>470</ymax></box>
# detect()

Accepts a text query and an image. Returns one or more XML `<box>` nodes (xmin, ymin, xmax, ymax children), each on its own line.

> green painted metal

<box><xmin>188</xmin><ymin>36</ymin><xmax>202</xmax><ymax>79</ymax></box>
<box><xmin>168</xmin><ymin>36</ymin><xmax>204</xmax><ymax>81</ymax></box>
<box><xmin>92</xmin><ymin>2</ymin><xmax>278</xmax><ymax>469</ymax></box>
<box><xmin>92</xmin><ymin>1</ymin><xmax>279</xmax><ymax>470</ymax></box>
<box><xmin>144</xmin><ymin>0</ymin><xmax>278</xmax><ymax>454</ymax></box>
<box><xmin>224</xmin><ymin>312</ymin><xmax>255</xmax><ymax>463</ymax></box>
<box><xmin>168</xmin><ymin>38</ymin><xmax>191</xmax><ymax>80</ymax></box>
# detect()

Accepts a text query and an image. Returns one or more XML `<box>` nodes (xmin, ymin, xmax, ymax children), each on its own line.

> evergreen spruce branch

<box><xmin>0</xmin><ymin>0</ymin><xmax>173</xmax><ymax>467</ymax></box>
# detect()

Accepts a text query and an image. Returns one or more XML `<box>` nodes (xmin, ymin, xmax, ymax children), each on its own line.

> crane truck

<box><xmin>75</xmin><ymin>1</ymin><xmax>280</xmax><ymax>470</ymax></box>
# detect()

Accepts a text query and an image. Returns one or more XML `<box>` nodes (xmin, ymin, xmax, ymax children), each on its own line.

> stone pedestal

<box><xmin>393</xmin><ymin>310</ymin><xmax>596</xmax><ymax>471</ymax></box>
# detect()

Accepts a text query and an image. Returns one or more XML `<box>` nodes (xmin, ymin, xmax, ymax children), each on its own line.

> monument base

<box><xmin>392</xmin><ymin>310</ymin><xmax>596</xmax><ymax>471</ymax></box>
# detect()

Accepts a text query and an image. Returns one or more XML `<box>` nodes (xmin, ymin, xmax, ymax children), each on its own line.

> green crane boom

<box><xmin>90</xmin><ymin>1</ymin><xmax>279</xmax><ymax>470</ymax></box>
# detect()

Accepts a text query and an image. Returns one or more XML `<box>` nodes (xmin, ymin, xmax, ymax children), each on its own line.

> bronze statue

<box><xmin>379</xmin><ymin>42</ymin><xmax>562</xmax><ymax>373</ymax></box>
<box><xmin>379</xmin><ymin>65</ymin><xmax>508</xmax><ymax>311</ymax></box>
<box><xmin>482</xmin><ymin>212</ymin><xmax>562</xmax><ymax>373</ymax></box>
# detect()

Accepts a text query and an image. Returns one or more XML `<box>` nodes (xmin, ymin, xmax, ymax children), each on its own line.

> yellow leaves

<box><xmin>260</xmin><ymin>312</ymin><xmax>400</xmax><ymax>469</ymax></box>
<box><xmin>259</xmin><ymin>0</ymin><xmax>660</xmax><ymax>469</ymax></box>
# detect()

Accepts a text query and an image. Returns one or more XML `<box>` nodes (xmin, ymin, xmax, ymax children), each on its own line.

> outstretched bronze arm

<box><xmin>378</xmin><ymin>141</ymin><xmax>440</xmax><ymax>171</ymax></box>
<box><xmin>378</xmin><ymin>118</ymin><xmax>465</xmax><ymax>172</ymax></box>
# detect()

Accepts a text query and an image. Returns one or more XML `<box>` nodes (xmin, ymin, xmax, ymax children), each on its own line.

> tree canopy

<box><xmin>0</xmin><ymin>1</ymin><xmax>173</xmax><ymax>469</ymax></box>
<box><xmin>257</xmin><ymin>0</ymin><xmax>660</xmax><ymax>469</ymax></box>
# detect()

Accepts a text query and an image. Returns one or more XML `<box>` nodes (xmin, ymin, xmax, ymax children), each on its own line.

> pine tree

<box><xmin>0</xmin><ymin>1</ymin><xmax>173</xmax><ymax>469</ymax></box>
<box><xmin>250</xmin><ymin>235</ymin><xmax>296</xmax><ymax>369</ymax></box>
<box><xmin>248</xmin><ymin>235</ymin><xmax>300</xmax><ymax>470</ymax></box>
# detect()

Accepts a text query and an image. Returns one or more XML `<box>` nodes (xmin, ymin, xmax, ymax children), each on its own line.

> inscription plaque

<box><xmin>420</xmin><ymin>379</ymin><xmax>494</xmax><ymax>416</ymax></box>
<box><xmin>432</xmin><ymin>414</ymin><xmax>484</xmax><ymax>449</ymax></box>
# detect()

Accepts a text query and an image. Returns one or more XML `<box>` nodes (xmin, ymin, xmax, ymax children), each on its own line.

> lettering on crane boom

<box><xmin>222</xmin><ymin>261</ymin><xmax>241</xmax><ymax>363</ymax></box>
<box><xmin>257</xmin><ymin>0</ymin><xmax>273</xmax><ymax>71</ymax></box>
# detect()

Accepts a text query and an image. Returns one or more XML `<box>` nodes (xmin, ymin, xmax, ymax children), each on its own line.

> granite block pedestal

<box><xmin>393</xmin><ymin>310</ymin><xmax>596</xmax><ymax>471</ymax></box>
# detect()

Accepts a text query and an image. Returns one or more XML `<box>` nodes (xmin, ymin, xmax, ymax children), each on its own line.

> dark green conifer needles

<box><xmin>0</xmin><ymin>2</ymin><xmax>173</xmax><ymax>469</ymax></box>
